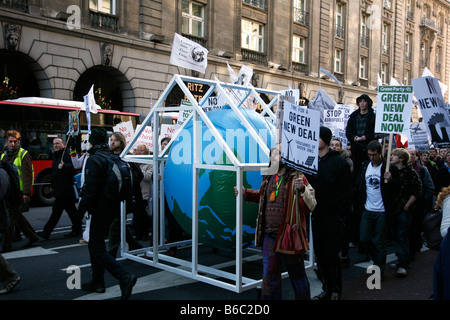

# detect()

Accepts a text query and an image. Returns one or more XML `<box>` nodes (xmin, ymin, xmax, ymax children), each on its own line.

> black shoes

<box><xmin>37</xmin><ymin>231</ymin><xmax>49</xmax><ymax>240</ymax></box>
<box><xmin>0</xmin><ymin>276</ymin><xmax>21</xmax><ymax>295</ymax></box>
<box><xmin>22</xmin><ymin>237</ymin><xmax>39</xmax><ymax>248</ymax></box>
<box><xmin>312</xmin><ymin>291</ymin><xmax>341</xmax><ymax>300</ymax></box>
<box><xmin>119</xmin><ymin>273</ymin><xmax>137</xmax><ymax>300</ymax></box>
<box><xmin>64</xmin><ymin>231</ymin><xmax>82</xmax><ymax>238</ymax></box>
<box><xmin>81</xmin><ymin>280</ymin><xmax>106</xmax><ymax>293</ymax></box>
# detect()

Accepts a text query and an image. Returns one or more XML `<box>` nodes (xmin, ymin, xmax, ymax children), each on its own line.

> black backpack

<box><xmin>100</xmin><ymin>153</ymin><xmax>133</xmax><ymax>202</ymax></box>
<box><xmin>0</xmin><ymin>161</ymin><xmax>21</xmax><ymax>204</ymax></box>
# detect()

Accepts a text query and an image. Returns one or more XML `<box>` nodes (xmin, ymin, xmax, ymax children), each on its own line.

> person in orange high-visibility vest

<box><xmin>0</xmin><ymin>130</ymin><xmax>39</xmax><ymax>252</ymax></box>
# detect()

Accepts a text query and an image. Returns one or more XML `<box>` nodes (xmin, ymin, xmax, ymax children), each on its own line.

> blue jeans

<box><xmin>392</xmin><ymin>210</ymin><xmax>412</xmax><ymax>269</ymax></box>
<box><xmin>359</xmin><ymin>210</ymin><xmax>388</xmax><ymax>272</ymax></box>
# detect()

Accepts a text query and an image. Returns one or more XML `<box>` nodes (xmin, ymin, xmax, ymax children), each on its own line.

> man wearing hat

<box><xmin>78</xmin><ymin>128</ymin><xmax>137</xmax><ymax>300</ymax></box>
<box><xmin>345</xmin><ymin>94</ymin><xmax>377</xmax><ymax>177</ymax></box>
<box><xmin>306</xmin><ymin>126</ymin><xmax>352</xmax><ymax>300</ymax></box>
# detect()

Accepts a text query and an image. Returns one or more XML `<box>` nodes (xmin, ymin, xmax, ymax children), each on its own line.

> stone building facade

<box><xmin>0</xmin><ymin>0</ymin><xmax>449</xmax><ymax>118</ymax></box>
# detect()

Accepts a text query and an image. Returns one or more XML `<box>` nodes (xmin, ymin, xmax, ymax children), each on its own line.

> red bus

<box><xmin>0</xmin><ymin>97</ymin><xmax>141</xmax><ymax>206</ymax></box>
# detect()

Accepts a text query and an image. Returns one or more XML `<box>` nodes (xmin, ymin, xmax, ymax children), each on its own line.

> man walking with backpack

<box><xmin>78</xmin><ymin>128</ymin><xmax>137</xmax><ymax>300</ymax></box>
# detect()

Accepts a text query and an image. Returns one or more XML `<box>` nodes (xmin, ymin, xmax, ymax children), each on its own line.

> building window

<box><xmin>89</xmin><ymin>0</ymin><xmax>115</xmax><ymax>14</ymax></box>
<box><xmin>361</xmin><ymin>15</ymin><xmax>369</xmax><ymax>47</ymax></box>
<box><xmin>243</xmin><ymin>0</ymin><xmax>267</xmax><ymax>11</ymax></box>
<box><xmin>406</xmin><ymin>0</ymin><xmax>413</xmax><ymax>20</ymax></box>
<box><xmin>241</xmin><ymin>19</ymin><xmax>264</xmax><ymax>52</ymax></box>
<box><xmin>293</xmin><ymin>35</ymin><xmax>306</xmax><ymax>64</ymax></box>
<box><xmin>293</xmin><ymin>0</ymin><xmax>309</xmax><ymax>26</ymax></box>
<box><xmin>421</xmin><ymin>42</ymin><xmax>427</xmax><ymax>67</ymax></box>
<box><xmin>382</xmin><ymin>24</ymin><xmax>390</xmax><ymax>55</ymax></box>
<box><xmin>405</xmin><ymin>33</ymin><xmax>412</xmax><ymax>62</ymax></box>
<box><xmin>381</xmin><ymin>63</ymin><xmax>387</xmax><ymax>84</ymax></box>
<box><xmin>182</xmin><ymin>1</ymin><xmax>204</xmax><ymax>38</ymax></box>
<box><xmin>334</xmin><ymin>49</ymin><xmax>343</xmax><ymax>73</ymax></box>
<box><xmin>403</xmin><ymin>70</ymin><xmax>410</xmax><ymax>85</ymax></box>
<box><xmin>335</xmin><ymin>3</ymin><xmax>345</xmax><ymax>39</ymax></box>
<box><xmin>359</xmin><ymin>56</ymin><xmax>367</xmax><ymax>79</ymax></box>
<box><xmin>436</xmin><ymin>47</ymin><xmax>442</xmax><ymax>73</ymax></box>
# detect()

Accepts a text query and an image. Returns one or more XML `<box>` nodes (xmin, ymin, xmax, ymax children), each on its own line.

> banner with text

<box><xmin>412</xmin><ymin>76</ymin><xmax>450</xmax><ymax>148</ymax></box>
<box><xmin>281</xmin><ymin>102</ymin><xmax>320</xmax><ymax>175</ymax></box>
<box><xmin>170</xmin><ymin>33</ymin><xmax>208</xmax><ymax>74</ymax></box>
<box><xmin>375</xmin><ymin>86</ymin><xmax>413</xmax><ymax>135</ymax></box>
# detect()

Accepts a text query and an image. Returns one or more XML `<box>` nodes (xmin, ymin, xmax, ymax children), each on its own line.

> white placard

<box><xmin>375</xmin><ymin>86</ymin><xmax>413</xmax><ymax>134</ymax></box>
<box><xmin>281</xmin><ymin>102</ymin><xmax>320</xmax><ymax>175</ymax></box>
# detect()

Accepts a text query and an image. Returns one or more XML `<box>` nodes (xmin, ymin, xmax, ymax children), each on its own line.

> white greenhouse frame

<box><xmin>118</xmin><ymin>74</ymin><xmax>314</xmax><ymax>293</ymax></box>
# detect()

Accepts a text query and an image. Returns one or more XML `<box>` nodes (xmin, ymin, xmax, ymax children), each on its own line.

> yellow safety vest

<box><xmin>1</xmin><ymin>148</ymin><xmax>35</xmax><ymax>192</ymax></box>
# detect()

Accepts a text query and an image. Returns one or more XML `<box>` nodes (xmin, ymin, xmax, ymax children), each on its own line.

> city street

<box><xmin>0</xmin><ymin>205</ymin><xmax>439</xmax><ymax>305</ymax></box>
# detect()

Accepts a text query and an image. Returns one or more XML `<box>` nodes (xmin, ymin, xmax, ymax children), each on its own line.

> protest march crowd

<box><xmin>1</xmin><ymin>90</ymin><xmax>450</xmax><ymax>301</ymax></box>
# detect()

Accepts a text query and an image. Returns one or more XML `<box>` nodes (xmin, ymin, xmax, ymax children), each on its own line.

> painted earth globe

<box><xmin>163</xmin><ymin>105</ymin><xmax>276</xmax><ymax>248</ymax></box>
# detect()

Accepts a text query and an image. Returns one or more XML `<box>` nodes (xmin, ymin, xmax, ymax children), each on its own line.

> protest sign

<box><xmin>375</xmin><ymin>86</ymin><xmax>413</xmax><ymax>134</ymax></box>
<box><xmin>281</xmin><ymin>102</ymin><xmax>320</xmax><ymax>175</ymax></box>
<box><xmin>170</xmin><ymin>33</ymin><xmax>208</xmax><ymax>74</ymax></box>
<box><xmin>323</xmin><ymin>104</ymin><xmax>352</xmax><ymax>149</ymax></box>
<box><xmin>275</xmin><ymin>95</ymin><xmax>296</xmax><ymax>145</ymax></box>
<box><xmin>412</xmin><ymin>76</ymin><xmax>450</xmax><ymax>148</ymax></box>
<box><xmin>68</xmin><ymin>111</ymin><xmax>79</xmax><ymax>135</ymax></box>
<box><xmin>113</xmin><ymin>120</ymin><xmax>135</xmax><ymax>149</ymax></box>
<box><xmin>177</xmin><ymin>100</ymin><xmax>194</xmax><ymax>126</ymax></box>
<box><xmin>134</xmin><ymin>124</ymin><xmax>153</xmax><ymax>151</ymax></box>
<box><xmin>408</xmin><ymin>122</ymin><xmax>431</xmax><ymax>151</ymax></box>
<box><xmin>280</xmin><ymin>89</ymin><xmax>300</xmax><ymax>105</ymax></box>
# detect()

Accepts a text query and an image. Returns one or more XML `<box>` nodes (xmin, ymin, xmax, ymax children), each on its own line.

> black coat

<box><xmin>306</xmin><ymin>149</ymin><xmax>352</xmax><ymax>221</ymax></box>
<box><xmin>78</xmin><ymin>144</ymin><xmax>116</xmax><ymax>216</ymax></box>
<box><xmin>51</xmin><ymin>148</ymin><xmax>77</xmax><ymax>198</ymax></box>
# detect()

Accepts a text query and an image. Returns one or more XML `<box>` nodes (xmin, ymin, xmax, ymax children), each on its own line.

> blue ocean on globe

<box><xmin>163</xmin><ymin>105</ymin><xmax>276</xmax><ymax>248</ymax></box>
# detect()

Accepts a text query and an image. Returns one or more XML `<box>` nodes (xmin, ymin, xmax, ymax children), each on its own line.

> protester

<box><xmin>0</xmin><ymin>130</ymin><xmax>39</xmax><ymax>252</ymax></box>
<box><xmin>356</xmin><ymin>141</ymin><xmax>398</xmax><ymax>277</ymax></box>
<box><xmin>407</xmin><ymin>148</ymin><xmax>435</xmax><ymax>259</ymax></box>
<box><xmin>70</xmin><ymin>133</ymin><xmax>91</xmax><ymax>244</ymax></box>
<box><xmin>429</xmin><ymin>147</ymin><xmax>443</xmax><ymax>168</ymax></box>
<box><xmin>433</xmin><ymin>186</ymin><xmax>450</xmax><ymax>300</ymax></box>
<box><xmin>0</xmin><ymin>163</ymin><xmax>20</xmax><ymax>294</ymax></box>
<box><xmin>107</xmin><ymin>132</ymin><xmax>143</xmax><ymax>258</ymax></box>
<box><xmin>438</xmin><ymin>148</ymin><xmax>448</xmax><ymax>168</ymax></box>
<box><xmin>235</xmin><ymin>144</ymin><xmax>316</xmax><ymax>300</ymax></box>
<box><xmin>389</xmin><ymin>147</ymin><xmax>422</xmax><ymax>278</ymax></box>
<box><xmin>306</xmin><ymin>126</ymin><xmax>352</xmax><ymax>300</ymax></box>
<box><xmin>37</xmin><ymin>137</ymin><xmax>81</xmax><ymax>240</ymax></box>
<box><xmin>345</xmin><ymin>94</ymin><xmax>377</xmax><ymax>176</ymax></box>
<box><xmin>78</xmin><ymin>128</ymin><xmax>137</xmax><ymax>299</ymax></box>
<box><xmin>435</xmin><ymin>151</ymin><xmax>450</xmax><ymax>194</ymax></box>
<box><xmin>330</xmin><ymin>138</ymin><xmax>355</xmax><ymax>267</ymax></box>
<box><xmin>421</xmin><ymin>150</ymin><xmax>439</xmax><ymax>193</ymax></box>
<box><xmin>133</xmin><ymin>143</ymin><xmax>153</xmax><ymax>241</ymax></box>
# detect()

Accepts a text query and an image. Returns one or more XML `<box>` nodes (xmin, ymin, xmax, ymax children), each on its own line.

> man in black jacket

<box><xmin>356</xmin><ymin>140</ymin><xmax>399</xmax><ymax>277</ymax></box>
<box><xmin>306</xmin><ymin>126</ymin><xmax>352</xmax><ymax>300</ymax></box>
<box><xmin>37</xmin><ymin>137</ymin><xmax>81</xmax><ymax>240</ymax></box>
<box><xmin>345</xmin><ymin>94</ymin><xmax>377</xmax><ymax>177</ymax></box>
<box><xmin>78</xmin><ymin>128</ymin><xmax>137</xmax><ymax>300</ymax></box>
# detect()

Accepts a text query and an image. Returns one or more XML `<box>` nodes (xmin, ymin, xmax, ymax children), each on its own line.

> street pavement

<box><xmin>0</xmin><ymin>205</ymin><xmax>440</xmax><ymax>306</ymax></box>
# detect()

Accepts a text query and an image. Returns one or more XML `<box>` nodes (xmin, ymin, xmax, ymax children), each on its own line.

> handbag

<box><xmin>276</xmin><ymin>185</ymin><xmax>307</xmax><ymax>255</ymax></box>
<box><xmin>423</xmin><ymin>208</ymin><xmax>443</xmax><ymax>250</ymax></box>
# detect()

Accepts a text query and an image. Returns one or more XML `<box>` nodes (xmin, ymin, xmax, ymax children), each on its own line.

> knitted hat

<box><xmin>89</xmin><ymin>128</ymin><xmax>108</xmax><ymax>146</ymax></box>
<box><xmin>320</xmin><ymin>126</ymin><xmax>332</xmax><ymax>146</ymax></box>
<box><xmin>356</xmin><ymin>94</ymin><xmax>373</xmax><ymax>108</ymax></box>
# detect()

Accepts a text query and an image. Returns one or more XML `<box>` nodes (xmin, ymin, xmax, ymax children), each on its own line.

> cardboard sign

<box><xmin>412</xmin><ymin>76</ymin><xmax>450</xmax><ymax>148</ymax></box>
<box><xmin>113</xmin><ymin>120</ymin><xmax>135</xmax><ymax>148</ymax></box>
<box><xmin>375</xmin><ymin>86</ymin><xmax>413</xmax><ymax>134</ymax></box>
<box><xmin>281</xmin><ymin>102</ymin><xmax>320</xmax><ymax>175</ymax></box>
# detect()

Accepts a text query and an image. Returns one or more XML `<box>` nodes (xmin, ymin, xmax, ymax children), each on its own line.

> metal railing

<box><xmin>242</xmin><ymin>0</ymin><xmax>267</xmax><ymax>11</ymax></box>
<box><xmin>0</xmin><ymin>0</ymin><xmax>28</xmax><ymax>12</ymax></box>
<box><xmin>294</xmin><ymin>8</ymin><xmax>309</xmax><ymax>27</ymax></box>
<box><xmin>182</xmin><ymin>34</ymin><xmax>208</xmax><ymax>48</ymax></box>
<box><xmin>90</xmin><ymin>10</ymin><xmax>119</xmax><ymax>32</ymax></box>
<box><xmin>241</xmin><ymin>48</ymin><xmax>266</xmax><ymax>64</ymax></box>
<box><xmin>336</xmin><ymin>25</ymin><xmax>345</xmax><ymax>39</ymax></box>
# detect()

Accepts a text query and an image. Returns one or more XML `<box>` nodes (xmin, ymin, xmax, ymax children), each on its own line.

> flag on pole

<box><xmin>170</xmin><ymin>33</ymin><xmax>208</xmax><ymax>74</ymax></box>
<box><xmin>83</xmin><ymin>84</ymin><xmax>100</xmax><ymax>114</ymax></box>
<box><xmin>319</xmin><ymin>67</ymin><xmax>343</xmax><ymax>88</ymax></box>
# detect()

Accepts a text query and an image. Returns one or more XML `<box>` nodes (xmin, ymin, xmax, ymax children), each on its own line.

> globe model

<box><xmin>163</xmin><ymin>105</ymin><xmax>276</xmax><ymax>248</ymax></box>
